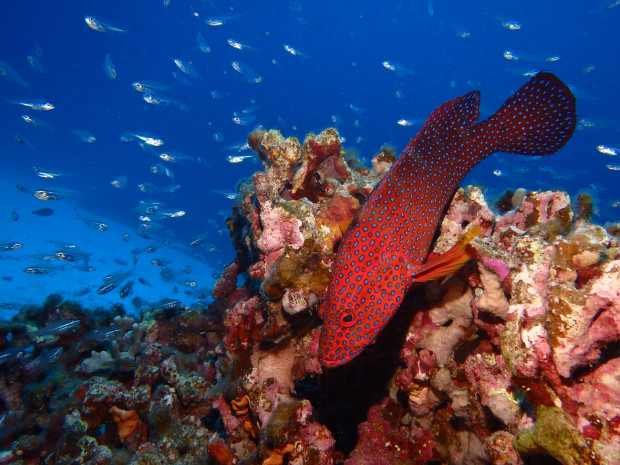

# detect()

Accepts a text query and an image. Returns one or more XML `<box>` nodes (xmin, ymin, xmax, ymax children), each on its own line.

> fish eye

<box><xmin>340</xmin><ymin>312</ymin><xmax>356</xmax><ymax>328</ymax></box>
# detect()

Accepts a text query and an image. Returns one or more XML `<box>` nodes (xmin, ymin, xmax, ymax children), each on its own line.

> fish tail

<box><xmin>404</xmin><ymin>90</ymin><xmax>481</xmax><ymax>156</ymax></box>
<box><xmin>413</xmin><ymin>225</ymin><xmax>481</xmax><ymax>283</ymax></box>
<box><xmin>472</xmin><ymin>71</ymin><xmax>576</xmax><ymax>159</ymax></box>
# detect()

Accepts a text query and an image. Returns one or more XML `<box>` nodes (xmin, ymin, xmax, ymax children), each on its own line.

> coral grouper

<box><xmin>318</xmin><ymin>72</ymin><xmax>576</xmax><ymax>368</ymax></box>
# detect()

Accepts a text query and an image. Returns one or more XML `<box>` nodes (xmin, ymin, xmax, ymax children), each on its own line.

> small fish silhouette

<box><xmin>32</xmin><ymin>208</ymin><xmax>54</xmax><ymax>216</ymax></box>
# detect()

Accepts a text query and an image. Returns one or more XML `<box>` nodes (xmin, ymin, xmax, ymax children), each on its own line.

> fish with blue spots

<box><xmin>318</xmin><ymin>72</ymin><xmax>576</xmax><ymax>368</ymax></box>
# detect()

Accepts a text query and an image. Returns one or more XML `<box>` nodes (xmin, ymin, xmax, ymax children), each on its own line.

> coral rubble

<box><xmin>0</xmin><ymin>127</ymin><xmax>618</xmax><ymax>465</ymax></box>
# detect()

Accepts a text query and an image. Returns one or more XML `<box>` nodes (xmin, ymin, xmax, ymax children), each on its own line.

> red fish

<box><xmin>318</xmin><ymin>72</ymin><xmax>576</xmax><ymax>368</ymax></box>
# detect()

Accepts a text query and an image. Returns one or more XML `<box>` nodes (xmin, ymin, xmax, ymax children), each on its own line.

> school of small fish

<box><xmin>0</xmin><ymin>2</ymin><xmax>616</xmax><ymax>314</ymax></box>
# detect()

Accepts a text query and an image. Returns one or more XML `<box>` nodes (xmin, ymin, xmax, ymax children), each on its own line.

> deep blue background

<box><xmin>1</xmin><ymin>0</ymin><xmax>619</xmax><ymax>269</ymax></box>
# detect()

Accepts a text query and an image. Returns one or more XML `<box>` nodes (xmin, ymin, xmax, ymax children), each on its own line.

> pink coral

<box><xmin>464</xmin><ymin>353</ymin><xmax>520</xmax><ymax>426</ymax></box>
<box><xmin>222</xmin><ymin>296</ymin><xmax>262</xmax><ymax>355</ymax></box>
<box><xmin>212</xmin><ymin>259</ymin><xmax>241</xmax><ymax>300</ymax></box>
<box><xmin>551</xmin><ymin>259</ymin><xmax>620</xmax><ymax>378</ymax></box>
<box><xmin>345</xmin><ymin>399</ymin><xmax>434</xmax><ymax>465</ymax></box>
<box><xmin>256</xmin><ymin>200</ymin><xmax>305</xmax><ymax>254</ymax></box>
<box><xmin>481</xmin><ymin>257</ymin><xmax>511</xmax><ymax>282</ymax></box>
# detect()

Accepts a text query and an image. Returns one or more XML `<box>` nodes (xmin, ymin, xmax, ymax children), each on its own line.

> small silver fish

<box><xmin>32</xmin><ymin>187</ymin><xmax>76</xmax><ymax>200</ymax></box>
<box><xmin>10</xmin><ymin>99</ymin><xmax>54</xmax><ymax>111</ymax></box>
<box><xmin>21</xmin><ymin>114</ymin><xmax>52</xmax><ymax>129</ymax></box>
<box><xmin>501</xmin><ymin>19</ymin><xmax>522</xmax><ymax>30</ymax></box>
<box><xmin>156</xmin><ymin>209</ymin><xmax>185</xmax><ymax>218</ymax></box>
<box><xmin>231</xmin><ymin>61</ymin><xmax>263</xmax><ymax>83</ymax></box>
<box><xmin>96</xmin><ymin>280</ymin><xmax>120</xmax><ymax>295</ymax></box>
<box><xmin>0</xmin><ymin>345</ymin><xmax>34</xmax><ymax>365</ymax></box>
<box><xmin>227</xmin><ymin>154</ymin><xmax>255</xmax><ymax>163</ymax></box>
<box><xmin>148</xmin><ymin>298</ymin><xmax>181</xmax><ymax>311</ymax></box>
<box><xmin>159</xmin><ymin>151</ymin><xmax>193</xmax><ymax>163</ymax></box>
<box><xmin>190</xmin><ymin>232</ymin><xmax>208</xmax><ymax>247</ymax></box>
<box><xmin>597</xmin><ymin>144</ymin><xmax>619</xmax><ymax>156</ymax></box>
<box><xmin>84</xmin><ymin>16</ymin><xmax>127</xmax><ymax>34</ymax></box>
<box><xmin>196</xmin><ymin>32</ymin><xmax>210</xmax><ymax>53</ymax></box>
<box><xmin>33</xmin><ymin>166</ymin><xmax>66</xmax><ymax>179</ymax></box>
<box><xmin>202</xmin><ymin>244</ymin><xmax>218</xmax><ymax>253</ymax></box>
<box><xmin>23</xmin><ymin>264</ymin><xmax>62</xmax><ymax>274</ymax></box>
<box><xmin>397</xmin><ymin>119</ymin><xmax>423</xmax><ymax>127</ymax></box>
<box><xmin>231</xmin><ymin>115</ymin><xmax>256</xmax><ymax>126</ymax></box>
<box><xmin>150</xmin><ymin>163</ymin><xmax>175</xmax><ymax>180</ymax></box>
<box><xmin>31</xmin><ymin>320</ymin><xmax>81</xmax><ymax>337</ymax></box>
<box><xmin>24</xmin><ymin>347</ymin><xmax>63</xmax><ymax>375</ymax></box>
<box><xmin>173</xmin><ymin>59</ymin><xmax>202</xmax><ymax>80</ymax></box>
<box><xmin>126</xmin><ymin>132</ymin><xmax>164</xmax><ymax>146</ymax></box>
<box><xmin>381</xmin><ymin>60</ymin><xmax>414</xmax><ymax>76</ymax></box>
<box><xmin>111</xmin><ymin>175</ymin><xmax>127</xmax><ymax>188</ymax></box>
<box><xmin>71</xmin><ymin>130</ymin><xmax>96</xmax><ymax>143</ymax></box>
<box><xmin>205</xmin><ymin>16</ymin><xmax>234</xmax><ymax>26</ymax></box>
<box><xmin>103</xmin><ymin>53</ymin><xmax>117</xmax><ymax>79</ymax></box>
<box><xmin>119</xmin><ymin>280</ymin><xmax>134</xmax><ymax>299</ymax></box>
<box><xmin>132</xmin><ymin>80</ymin><xmax>169</xmax><ymax>93</ymax></box>
<box><xmin>227</xmin><ymin>38</ymin><xmax>257</xmax><ymax>51</ymax></box>
<box><xmin>54</xmin><ymin>247</ymin><xmax>90</xmax><ymax>264</ymax></box>
<box><xmin>74</xmin><ymin>209</ymin><xmax>108</xmax><ymax>231</ymax></box>
<box><xmin>283</xmin><ymin>44</ymin><xmax>309</xmax><ymax>58</ymax></box>
<box><xmin>149</xmin><ymin>94</ymin><xmax>188</xmax><ymax>111</ymax></box>
<box><xmin>0</xmin><ymin>58</ymin><xmax>30</xmax><ymax>88</ymax></box>
<box><xmin>137</xmin><ymin>183</ymin><xmax>158</xmax><ymax>193</ymax></box>
<box><xmin>0</xmin><ymin>242</ymin><xmax>22</xmax><ymax>251</ymax></box>
<box><xmin>27</xmin><ymin>54</ymin><xmax>45</xmax><ymax>74</ymax></box>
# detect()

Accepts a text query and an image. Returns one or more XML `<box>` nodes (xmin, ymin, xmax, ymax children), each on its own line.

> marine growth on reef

<box><xmin>1</xmin><ymin>82</ymin><xmax>618</xmax><ymax>465</ymax></box>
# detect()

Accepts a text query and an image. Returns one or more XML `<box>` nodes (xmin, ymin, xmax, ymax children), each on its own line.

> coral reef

<box><xmin>1</xmin><ymin>127</ymin><xmax>619</xmax><ymax>465</ymax></box>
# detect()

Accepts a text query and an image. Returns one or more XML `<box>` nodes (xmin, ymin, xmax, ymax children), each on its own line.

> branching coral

<box><xmin>81</xmin><ymin>316</ymin><xmax>147</xmax><ymax>373</ymax></box>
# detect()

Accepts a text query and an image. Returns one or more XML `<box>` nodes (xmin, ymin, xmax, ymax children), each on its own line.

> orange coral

<box><xmin>231</xmin><ymin>394</ymin><xmax>251</xmax><ymax>416</ymax></box>
<box><xmin>109</xmin><ymin>405</ymin><xmax>140</xmax><ymax>442</ymax></box>
<box><xmin>263</xmin><ymin>443</ymin><xmax>295</xmax><ymax>465</ymax></box>
<box><xmin>231</xmin><ymin>394</ymin><xmax>259</xmax><ymax>439</ymax></box>
<box><xmin>207</xmin><ymin>440</ymin><xmax>234</xmax><ymax>465</ymax></box>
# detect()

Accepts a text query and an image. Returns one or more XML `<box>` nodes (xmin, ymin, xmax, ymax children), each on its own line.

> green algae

<box><xmin>262</xmin><ymin>239</ymin><xmax>331</xmax><ymax>301</ymax></box>
<box><xmin>513</xmin><ymin>406</ymin><xmax>595</xmax><ymax>465</ymax></box>
<box><xmin>262</xmin><ymin>400</ymin><xmax>304</xmax><ymax>449</ymax></box>
<box><xmin>576</xmin><ymin>193</ymin><xmax>594</xmax><ymax>221</ymax></box>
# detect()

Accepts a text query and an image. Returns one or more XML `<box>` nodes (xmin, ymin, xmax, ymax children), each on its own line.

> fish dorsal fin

<box><xmin>411</xmin><ymin>225</ymin><xmax>481</xmax><ymax>283</ymax></box>
<box><xmin>405</xmin><ymin>91</ymin><xmax>480</xmax><ymax>156</ymax></box>
<box><xmin>471</xmin><ymin>71</ymin><xmax>576</xmax><ymax>159</ymax></box>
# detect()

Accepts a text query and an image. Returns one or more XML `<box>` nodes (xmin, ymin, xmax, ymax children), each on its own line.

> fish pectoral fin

<box><xmin>412</xmin><ymin>225</ymin><xmax>481</xmax><ymax>283</ymax></box>
<box><xmin>338</xmin><ymin>217</ymin><xmax>354</xmax><ymax>236</ymax></box>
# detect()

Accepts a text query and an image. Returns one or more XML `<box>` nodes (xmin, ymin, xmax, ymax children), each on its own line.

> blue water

<box><xmin>0</xmin><ymin>0</ymin><xmax>619</xmax><ymax>300</ymax></box>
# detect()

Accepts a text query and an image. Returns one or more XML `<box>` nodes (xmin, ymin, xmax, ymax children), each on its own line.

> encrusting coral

<box><xmin>0</xmin><ymin>127</ymin><xmax>618</xmax><ymax>465</ymax></box>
